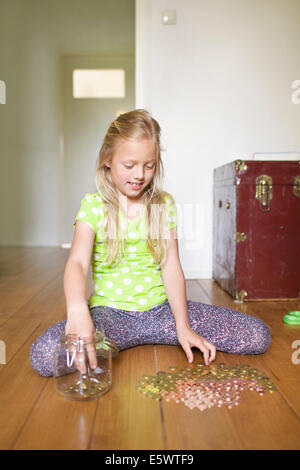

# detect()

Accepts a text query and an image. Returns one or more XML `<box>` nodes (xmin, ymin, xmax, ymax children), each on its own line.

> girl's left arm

<box><xmin>161</xmin><ymin>228</ymin><xmax>216</xmax><ymax>365</ymax></box>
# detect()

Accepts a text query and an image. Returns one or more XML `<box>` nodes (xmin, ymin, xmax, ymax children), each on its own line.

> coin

<box><xmin>136</xmin><ymin>363</ymin><xmax>276</xmax><ymax>410</ymax></box>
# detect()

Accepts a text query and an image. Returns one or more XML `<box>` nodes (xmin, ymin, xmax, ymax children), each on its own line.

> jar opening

<box><xmin>60</xmin><ymin>328</ymin><xmax>105</xmax><ymax>346</ymax></box>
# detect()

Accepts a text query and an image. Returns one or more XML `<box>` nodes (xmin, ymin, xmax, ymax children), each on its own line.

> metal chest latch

<box><xmin>255</xmin><ymin>175</ymin><xmax>273</xmax><ymax>211</ymax></box>
<box><xmin>294</xmin><ymin>175</ymin><xmax>300</xmax><ymax>198</ymax></box>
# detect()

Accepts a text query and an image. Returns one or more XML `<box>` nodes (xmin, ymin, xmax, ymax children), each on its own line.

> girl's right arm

<box><xmin>64</xmin><ymin>220</ymin><xmax>97</xmax><ymax>370</ymax></box>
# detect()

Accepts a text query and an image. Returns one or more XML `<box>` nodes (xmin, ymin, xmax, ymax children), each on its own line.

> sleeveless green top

<box><xmin>73</xmin><ymin>192</ymin><xmax>177</xmax><ymax>311</ymax></box>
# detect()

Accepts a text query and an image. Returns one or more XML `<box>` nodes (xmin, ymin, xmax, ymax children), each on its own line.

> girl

<box><xmin>30</xmin><ymin>109</ymin><xmax>271</xmax><ymax>376</ymax></box>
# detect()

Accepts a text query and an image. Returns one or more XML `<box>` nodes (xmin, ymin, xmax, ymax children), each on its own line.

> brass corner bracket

<box><xmin>233</xmin><ymin>232</ymin><xmax>247</xmax><ymax>243</ymax></box>
<box><xmin>234</xmin><ymin>290</ymin><xmax>248</xmax><ymax>303</ymax></box>
<box><xmin>235</xmin><ymin>160</ymin><xmax>248</xmax><ymax>172</ymax></box>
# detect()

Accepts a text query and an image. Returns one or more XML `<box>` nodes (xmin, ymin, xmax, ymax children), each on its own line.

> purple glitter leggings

<box><xmin>30</xmin><ymin>299</ymin><xmax>271</xmax><ymax>376</ymax></box>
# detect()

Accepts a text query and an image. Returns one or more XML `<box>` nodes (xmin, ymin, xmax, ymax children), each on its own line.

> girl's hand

<box><xmin>65</xmin><ymin>304</ymin><xmax>97</xmax><ymax>373</ymax></box>
<box><xmin>176</xmin><ymin>326</ymin><xmax>216</xmax><ymax>366</ymax></box>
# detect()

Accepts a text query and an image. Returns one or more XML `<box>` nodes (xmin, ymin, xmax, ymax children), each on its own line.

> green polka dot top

<box><xmin>73</xmin><ymin>192</ymin><xmax>178</xmax><ymax>312</ymax></box>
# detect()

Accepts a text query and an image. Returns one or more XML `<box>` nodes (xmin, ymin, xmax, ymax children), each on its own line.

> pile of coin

<box><xmin>136</xmin><ymin>363</ymin><xmax>276</xmax><ymax>411</ymax></box>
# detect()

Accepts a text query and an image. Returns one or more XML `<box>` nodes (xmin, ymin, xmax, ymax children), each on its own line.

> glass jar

<box><xmin>53</xmin><ymin>328</ymin><xmax>118</xmax><ymax>401</ymax></box>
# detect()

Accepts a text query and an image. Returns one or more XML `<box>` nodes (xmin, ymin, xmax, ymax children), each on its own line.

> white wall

<box><xmin>1</xmin><ymin>0</ymin><xmax>300</xmax><ymax>280</ymax></box>
<box><xmin>136</xmin><ymin>0</ymin><xmax>300</xmax><ymax>278</ymax></box>
<box><xmin>0</xmin><ymin>0</ymin><xmax>135</xmax><ymax>246</ymax></box>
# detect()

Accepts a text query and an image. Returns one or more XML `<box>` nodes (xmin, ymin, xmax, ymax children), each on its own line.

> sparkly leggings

<box><xmin>30</xmin><ymin>299</ymin><xmax>271</xmax><ymax>377</ymax></box>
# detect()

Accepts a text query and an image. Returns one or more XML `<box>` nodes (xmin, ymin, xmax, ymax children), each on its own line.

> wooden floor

<box><xmin>0</xmin><ymin>247</ymin><xmax>300</xmax><ymax>450</ymax></box>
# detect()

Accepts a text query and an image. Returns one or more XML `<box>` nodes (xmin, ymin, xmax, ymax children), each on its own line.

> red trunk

<box><xmin>213</xmin><ymin>160</ymin><xmax>300</xmax><ymax>301</ymax></box>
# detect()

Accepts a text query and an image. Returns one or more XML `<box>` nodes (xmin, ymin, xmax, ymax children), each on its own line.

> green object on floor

<box><xmin>283</xmin><ymin>311</ymin><xmax>300</xmax><ymax>325</ymax></box>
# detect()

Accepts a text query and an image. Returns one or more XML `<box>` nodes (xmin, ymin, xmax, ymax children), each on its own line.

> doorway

<box><xmin>60</xmin><ymin>54</ymin><xmax>135</xmax><ymax>245</ymax></box>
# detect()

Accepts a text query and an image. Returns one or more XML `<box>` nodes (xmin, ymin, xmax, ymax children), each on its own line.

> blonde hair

<box><xmin>95</xmin><ymin>109</ymin><xmax>171</xmax><ymax>267</ymax></box>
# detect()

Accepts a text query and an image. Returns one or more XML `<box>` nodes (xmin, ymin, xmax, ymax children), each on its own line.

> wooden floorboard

<box><xmin>155</xmin><ymin>346</ymin><xmax>243</xmax><ymax>450</ymax></box>
<box><xmin>0</xmin><ymin>325</ymin><xmax>47</xmax><ymax>449</ymax></box>
<box><xmin>0</xmin><ymin>248</ymin><xmax>299</xmax><ymax>450</ymax></box>
<box><xmin>197</xmin><ymin>280</ymin><xmax>300</xmax><ymax>420</ymax></box>
<box><xmin>89</xmin><ymin>346</ymin><xmax>165</xmax><ymax>451</ymax></box>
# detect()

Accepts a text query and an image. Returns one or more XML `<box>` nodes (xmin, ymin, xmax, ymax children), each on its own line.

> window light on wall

<box><xmin>73</xmin><ymin>69</ymin><xmax>125</xmax><ymax>98</ymax></box>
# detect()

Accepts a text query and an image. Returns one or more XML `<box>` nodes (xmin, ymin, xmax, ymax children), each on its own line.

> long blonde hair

<box><xmin>95</xmin><ymin>109</ymin><xmax>171</xmax><ymax>267</ymax></box>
